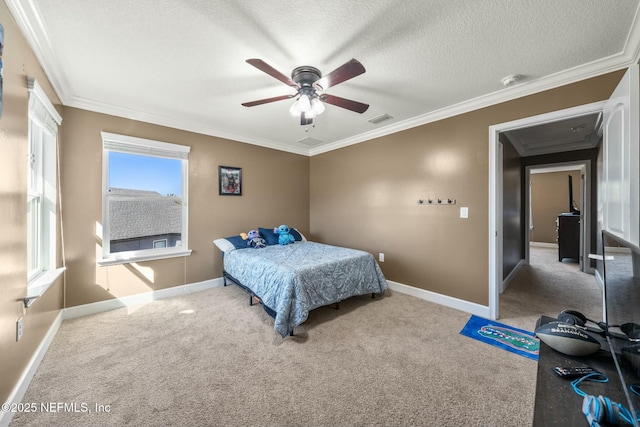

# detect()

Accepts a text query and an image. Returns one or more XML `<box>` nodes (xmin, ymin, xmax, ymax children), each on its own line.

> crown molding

<box><xmin>9</xmin><ymin>0</ymin><xmax>640</xmax><ymax>158</ymax></box>
<box><xmin>309</xmin><ymin>53</ymin><xmax>635</xmax><ymax>156</ymax></box>
<box><xmin>62</xmin><ymin>52</ymin><xmax>638</xmax><ymax>159</ymax></box>
<box><xmin>6</xmin><ymin>0</ymin><xmax>72</xmax><ymax>104</ymax></box>
<box><xmin>66</xmin><ymin>96</ymin><xmax>311</xmax><ymax>156</ymax></box>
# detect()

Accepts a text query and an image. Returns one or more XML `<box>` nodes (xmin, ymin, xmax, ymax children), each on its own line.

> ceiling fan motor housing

<box><xmin>292</xmin><ymin>66</ymin><xmax>323</xmax><ymax>90</ymax></box>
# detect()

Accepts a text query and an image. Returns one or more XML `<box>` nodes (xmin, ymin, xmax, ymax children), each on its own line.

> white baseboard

<box><xmin>388</xmin><ymin>280</ymin><xmax>490</xmax><ymax>318</ymax></box>
<box><xmin>63</xmin><ymin>278</ymin><xmax>223</xmax><ymax>320</ymax></box>
<box><xmin>594</xmin><ymin>269</ymin><xmax>604</xmax><ymax>289</ymax></box>
<box><xmin>0</xmin><ymin>277</ymin><xmax>224</xmax><ymax>427</ymax></box>
<box><xmin>0</xmin><ymin>311</ymin><xmax>63</xmax><ymax>427</ymax></box>
<box><xmin>530</xmin><ymin>241</ymin><xmax>558</xmax><ymax>248</ymax></box>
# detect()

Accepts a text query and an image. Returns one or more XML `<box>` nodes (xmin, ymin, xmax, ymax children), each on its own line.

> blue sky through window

<box><xmin>109</xmin><ymin>152</ymin><xmax>182</xmax><ymax>196</ymax></box>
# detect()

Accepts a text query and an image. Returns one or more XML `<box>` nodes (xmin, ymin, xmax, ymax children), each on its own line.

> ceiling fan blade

<box><xmin>316</xmin><ymin>58</ymin><xmax>366</xmax><ymax>90</ymax></box>
<box><xmin>321</xmin><ymin>94</ymin><xmax>369</xmax><ymax>114</ymax></box>
<box><xmin>242</xmin><ymin>94</ymin><xmax>295</xmax><ymax>107</ymax></box>
<box><xmin>246</xmin><ymin>59</ymin><xmax>298</xmax><ymax>87</ymax></box>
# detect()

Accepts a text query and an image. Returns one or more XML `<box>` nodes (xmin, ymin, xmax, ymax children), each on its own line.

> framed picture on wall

<box><xmin>219</xmin><ymin>166</ymin><xmax>242</xmax><ymax>196</ymax></box>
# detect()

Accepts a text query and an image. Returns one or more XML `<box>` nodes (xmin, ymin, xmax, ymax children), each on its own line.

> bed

<box><xmin>214</xmin><ymin>229</ymin><xmax>387</xmax><ymax>337</ymax></box>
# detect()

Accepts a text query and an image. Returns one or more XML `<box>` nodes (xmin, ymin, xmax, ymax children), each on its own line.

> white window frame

<box><xmin>99</xmin><ymin>132</ymin><xmax>191</xmax><ymax>265</ymax></box>
<box><xmin>26</xmin><ymin>78</ymin><xmax>65</xmax><ymax>296</ymax></box>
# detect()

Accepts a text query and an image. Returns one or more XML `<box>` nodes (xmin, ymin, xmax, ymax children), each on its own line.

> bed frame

<box><xmin>222</xmin><ymin>267</ymin><xmax>378</xmax><ymax>336</ymax></box>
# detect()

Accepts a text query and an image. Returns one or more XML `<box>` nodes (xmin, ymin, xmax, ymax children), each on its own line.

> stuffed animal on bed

<box><xmin>274</xmin><ymin>224</ymin><xmax>295</xmax><ymax>245</ymax></box>
<box><xmin>245</xmin><ymin>229</ymin><xmax>266</xmax><ymax>249</ymax></box>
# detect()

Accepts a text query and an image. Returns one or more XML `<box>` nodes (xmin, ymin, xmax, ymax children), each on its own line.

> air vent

<box><xmin>297</xmin><ymin>137</ymin><xmax>324</xmax><ymax>146</ymax></box>
<box><xmin>368</xmin><ymin>114</ymin><xmax>393</xmax><ymax>124</ymax></box>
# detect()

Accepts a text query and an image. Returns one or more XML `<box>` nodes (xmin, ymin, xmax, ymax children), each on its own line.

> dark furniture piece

<box><xmin>533</xmin><ymin>316</ymin><xmax>630</xmax><ymax>426</ymax></box>
<box><xmin>557</xmin><ymin>213</ymin><xmax>580</xmax><ymax>262</ymax></box>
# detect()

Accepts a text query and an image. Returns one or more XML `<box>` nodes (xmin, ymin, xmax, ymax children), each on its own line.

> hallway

<box><xmin>499</xmin><ymin>246</ymin><xmax>602</xmax><ymax>331</ymax></box>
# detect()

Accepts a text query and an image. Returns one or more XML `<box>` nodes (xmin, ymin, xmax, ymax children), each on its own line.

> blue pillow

<box><xmin>259</xmin><ymin>227</ymin><xmax>279</xmax><ymax>245</ymax></box>
<box><xmin>289</xmin><ymin>228</ymin><xmax>304</xmax><ymax>241</ymax></box>
<box><xmin>225</xmin><ymin>235</ymin><xmax>248</xmax><ymax>249</ymax></box>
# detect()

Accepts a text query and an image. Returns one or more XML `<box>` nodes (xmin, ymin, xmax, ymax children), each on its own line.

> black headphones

<box><xmin>560</xmin><ymin>309</ymin><xmax>640</xmax><ymax>341</ymax></box>
<box><xmin>620</xmin><ymin>323</ymin><xmax>640</xmax><ymax>341</ymax></box>
<box><xmin>557</xmin><ymin>309</ymin><xmax>607</xmax><ymax>337</ymax></box>
<box><xmin>558</xmin><ymin>309</ymin><xmax>588</xmax><ymax>326</ymax></box>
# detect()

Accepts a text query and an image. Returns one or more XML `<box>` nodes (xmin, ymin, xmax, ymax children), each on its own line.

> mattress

<box><xmin>222</xmin><ymin>241</ymin><xmax>387</xmax><ymax>336</ymax></box>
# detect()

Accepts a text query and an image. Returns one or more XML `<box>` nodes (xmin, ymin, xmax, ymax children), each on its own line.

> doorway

<box><xmin>488</xmin><ymin>101</ymin><xmax>606</xmax><ymax>320</ymax></box>
<box><xmin>526</xmin><ymin>162</ymin><xmax>589</xmax><ymax>272</ymax></box>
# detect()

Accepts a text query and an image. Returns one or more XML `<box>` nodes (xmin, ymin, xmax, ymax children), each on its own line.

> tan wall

<box><xmin>530</xmin><ymin>170</ymin><xmax>582</xmax><ymax>244</ymax></box>
<box><xmin>0</xmin><ymin>4</ymin><xmax>64</xmax><ymax>405</ymax></box>
<box><xmin>1</xmin><ymin>2</ymin><xmax>309</xmax><ymax>403</ymax></box>
<box><xmin>61</xmin><ymin>107</ymin><xmax>309</xmax><ymax>307</ymax></box>
<box><xmin>310</xmin><ymin>71</ymin><xmax>624</xmax><ymax>306</ymax></box>
<box><xmin>0</xmin><ymin>0</ymin><xmax>627</xmax><ymax>405</ymax></box>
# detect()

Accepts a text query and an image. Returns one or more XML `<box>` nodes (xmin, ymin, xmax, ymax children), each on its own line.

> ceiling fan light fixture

<box><xmin>298</xmin><ymin>94</ymin><xmax>311</xmax><ymax>112</ymax></box>
<box><xmin>289</xmin><ymin>95</ymin><xmax>309</xmax><ymax>116</ymax></box>
<box><xmin>290</xmin><ymin>94</ymin><xmax>312</xmax><ymax>116</ymax></box>
<box><xmin>289</xmin><ymin>101</ymin><xmax>301</xmax><ymax>116</ymax></box>
<box><xmin>290</xmin><ymin>94</ymin><xmax>326</xmax><ymax>119</ymax></box>
<box><xmin>311</xmin><ymin>97</ymin><xmax>325</xmax><ymax>115</ymax></box>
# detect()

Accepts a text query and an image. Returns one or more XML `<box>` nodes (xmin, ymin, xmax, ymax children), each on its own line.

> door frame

<box><xmin>488</xmin><ymin>100</ymin><xmax>606</xmax><ymax>320</ymax></box>
<box><xmin>525</xmin><ymin>161</ymin><xmax>590</xmax><ymax>272</ymax></box>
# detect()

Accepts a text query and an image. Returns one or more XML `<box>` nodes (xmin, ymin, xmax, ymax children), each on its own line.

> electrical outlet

<box><xmin>16</xmin><ymin>317</ymin><xmax>23</xmax><ymax>342</ymax></box>
<box><xmin>379</xmin><ymin>253</ymin><xmax>385</xmax><ymax>262</ymax></box>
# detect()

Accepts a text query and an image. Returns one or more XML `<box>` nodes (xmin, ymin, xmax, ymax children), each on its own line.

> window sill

<box><xmin>98</xmin><ymin>249</ymin><xmax>192</xmax><ymax>266</ymax></box>
<box><xmin>25</xmin><ymin>267</ymin><xmax>66</xmax><ymax>308</ymax></box>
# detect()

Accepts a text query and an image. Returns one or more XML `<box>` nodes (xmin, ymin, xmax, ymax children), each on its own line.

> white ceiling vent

<box><xmin>368</xmin><ymin>114</ymin><xmax>393</xmax><ymax>124</ymax></box>
<box><xmin>297</xmin><ymin>137</ymin><xmax>324</xmax><ymax>146</ymax></box>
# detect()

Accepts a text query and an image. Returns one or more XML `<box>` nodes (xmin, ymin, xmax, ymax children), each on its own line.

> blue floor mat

<box><xmin>460</xmin><ymin>315</ymin><xmax>539</xmax><ymax>361</ymax></box>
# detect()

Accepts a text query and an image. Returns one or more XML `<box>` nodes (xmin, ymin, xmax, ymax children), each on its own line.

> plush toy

<box><xmin>245</xmin><ymin>229</ymin><xmax>266</xmax><ymax>249</ymax></box>
<box><xmin>274</xmin><ymin>224</ymin><xmax>295</xmax><ymax>245</ymax></box>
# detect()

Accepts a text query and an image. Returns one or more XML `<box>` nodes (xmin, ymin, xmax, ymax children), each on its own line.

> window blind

<box><xmin>101</xmin><ymin>132</ymin><xmax>190</xmax><ymax>160</ymax></box>
<box><xmin>27</xmin><ymin>77</ymin><xmax>62</xmax><ymax>135</ymax></box>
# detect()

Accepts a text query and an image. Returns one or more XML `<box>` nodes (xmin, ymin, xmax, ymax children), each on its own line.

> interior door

<box><xmin>602</xmin><ymin>65</ymin><xmax>640</xmax><ymax>245</ymax></box>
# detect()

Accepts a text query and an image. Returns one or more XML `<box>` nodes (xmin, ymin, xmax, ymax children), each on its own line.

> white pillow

<box><xmin>213</xmin><ymin>238</ymin><xmax>236</xmax><ymax>254</ymax></box>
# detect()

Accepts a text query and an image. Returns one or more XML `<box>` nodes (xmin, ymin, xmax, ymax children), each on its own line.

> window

<box><xmin>100</xmin><ymin>132</ymin><xmax>191</xmax><ymax>265</ymax></box>
<box><xmin>27</xmin><ymin>78</ymin><xmax>63</xmax><ymax>290</ymax></box>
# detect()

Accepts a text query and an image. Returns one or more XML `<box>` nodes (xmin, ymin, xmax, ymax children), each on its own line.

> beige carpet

<box><xmin>9</xmin><ymin>246</ymin><xmax>602</xmax><ymax>427</ymax></box>
<box><xmin>499</xmin><ymin>246</ymin><xmax>603</xmax><ymax>331</ymax></box>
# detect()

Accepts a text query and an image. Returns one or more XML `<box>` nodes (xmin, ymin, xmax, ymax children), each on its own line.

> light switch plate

<box><xmin>460</xmin><ymin>207</ymin><xmax>469</xmax><ymax>218</ymax></box>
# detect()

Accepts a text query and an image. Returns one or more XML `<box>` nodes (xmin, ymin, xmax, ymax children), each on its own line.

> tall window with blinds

<box><xmin>100</xmin><ymin>132</ymin><xmax>191</xmax><ymax>265</ymax></box>
<box><xmin>27</xmin><ymin>78</ymin><xmax>62</xmax><ymax>284</ymax></box>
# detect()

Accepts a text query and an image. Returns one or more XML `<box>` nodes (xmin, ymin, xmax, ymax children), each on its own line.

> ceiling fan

<box><xmin>242</xmin><ymin>58</ymin><xmax>369</xmax><ymax>126</ymax></box>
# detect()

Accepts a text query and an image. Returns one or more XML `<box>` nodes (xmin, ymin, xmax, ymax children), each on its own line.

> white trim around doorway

<box><xmin>488</xmin><ymin>100</ymin><xmax>606</xmax><ymax>320</ymax></box>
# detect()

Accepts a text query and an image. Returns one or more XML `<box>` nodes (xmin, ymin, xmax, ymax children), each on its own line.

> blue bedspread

<box><xmin>223</xmin><ymin>241</ymin><xmax>387</xmax><ymax>336</ymax></box>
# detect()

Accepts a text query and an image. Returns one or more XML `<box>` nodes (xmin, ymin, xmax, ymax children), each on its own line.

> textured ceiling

<box><xmin>7</xmin><ymin>0</ymin><xmax>640</xmax><ymax>156</ymax></box>
<box><xmin>504</xmin><ymin>113</ymin><xmax>602</xmax><ymax>157</ymax></box>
